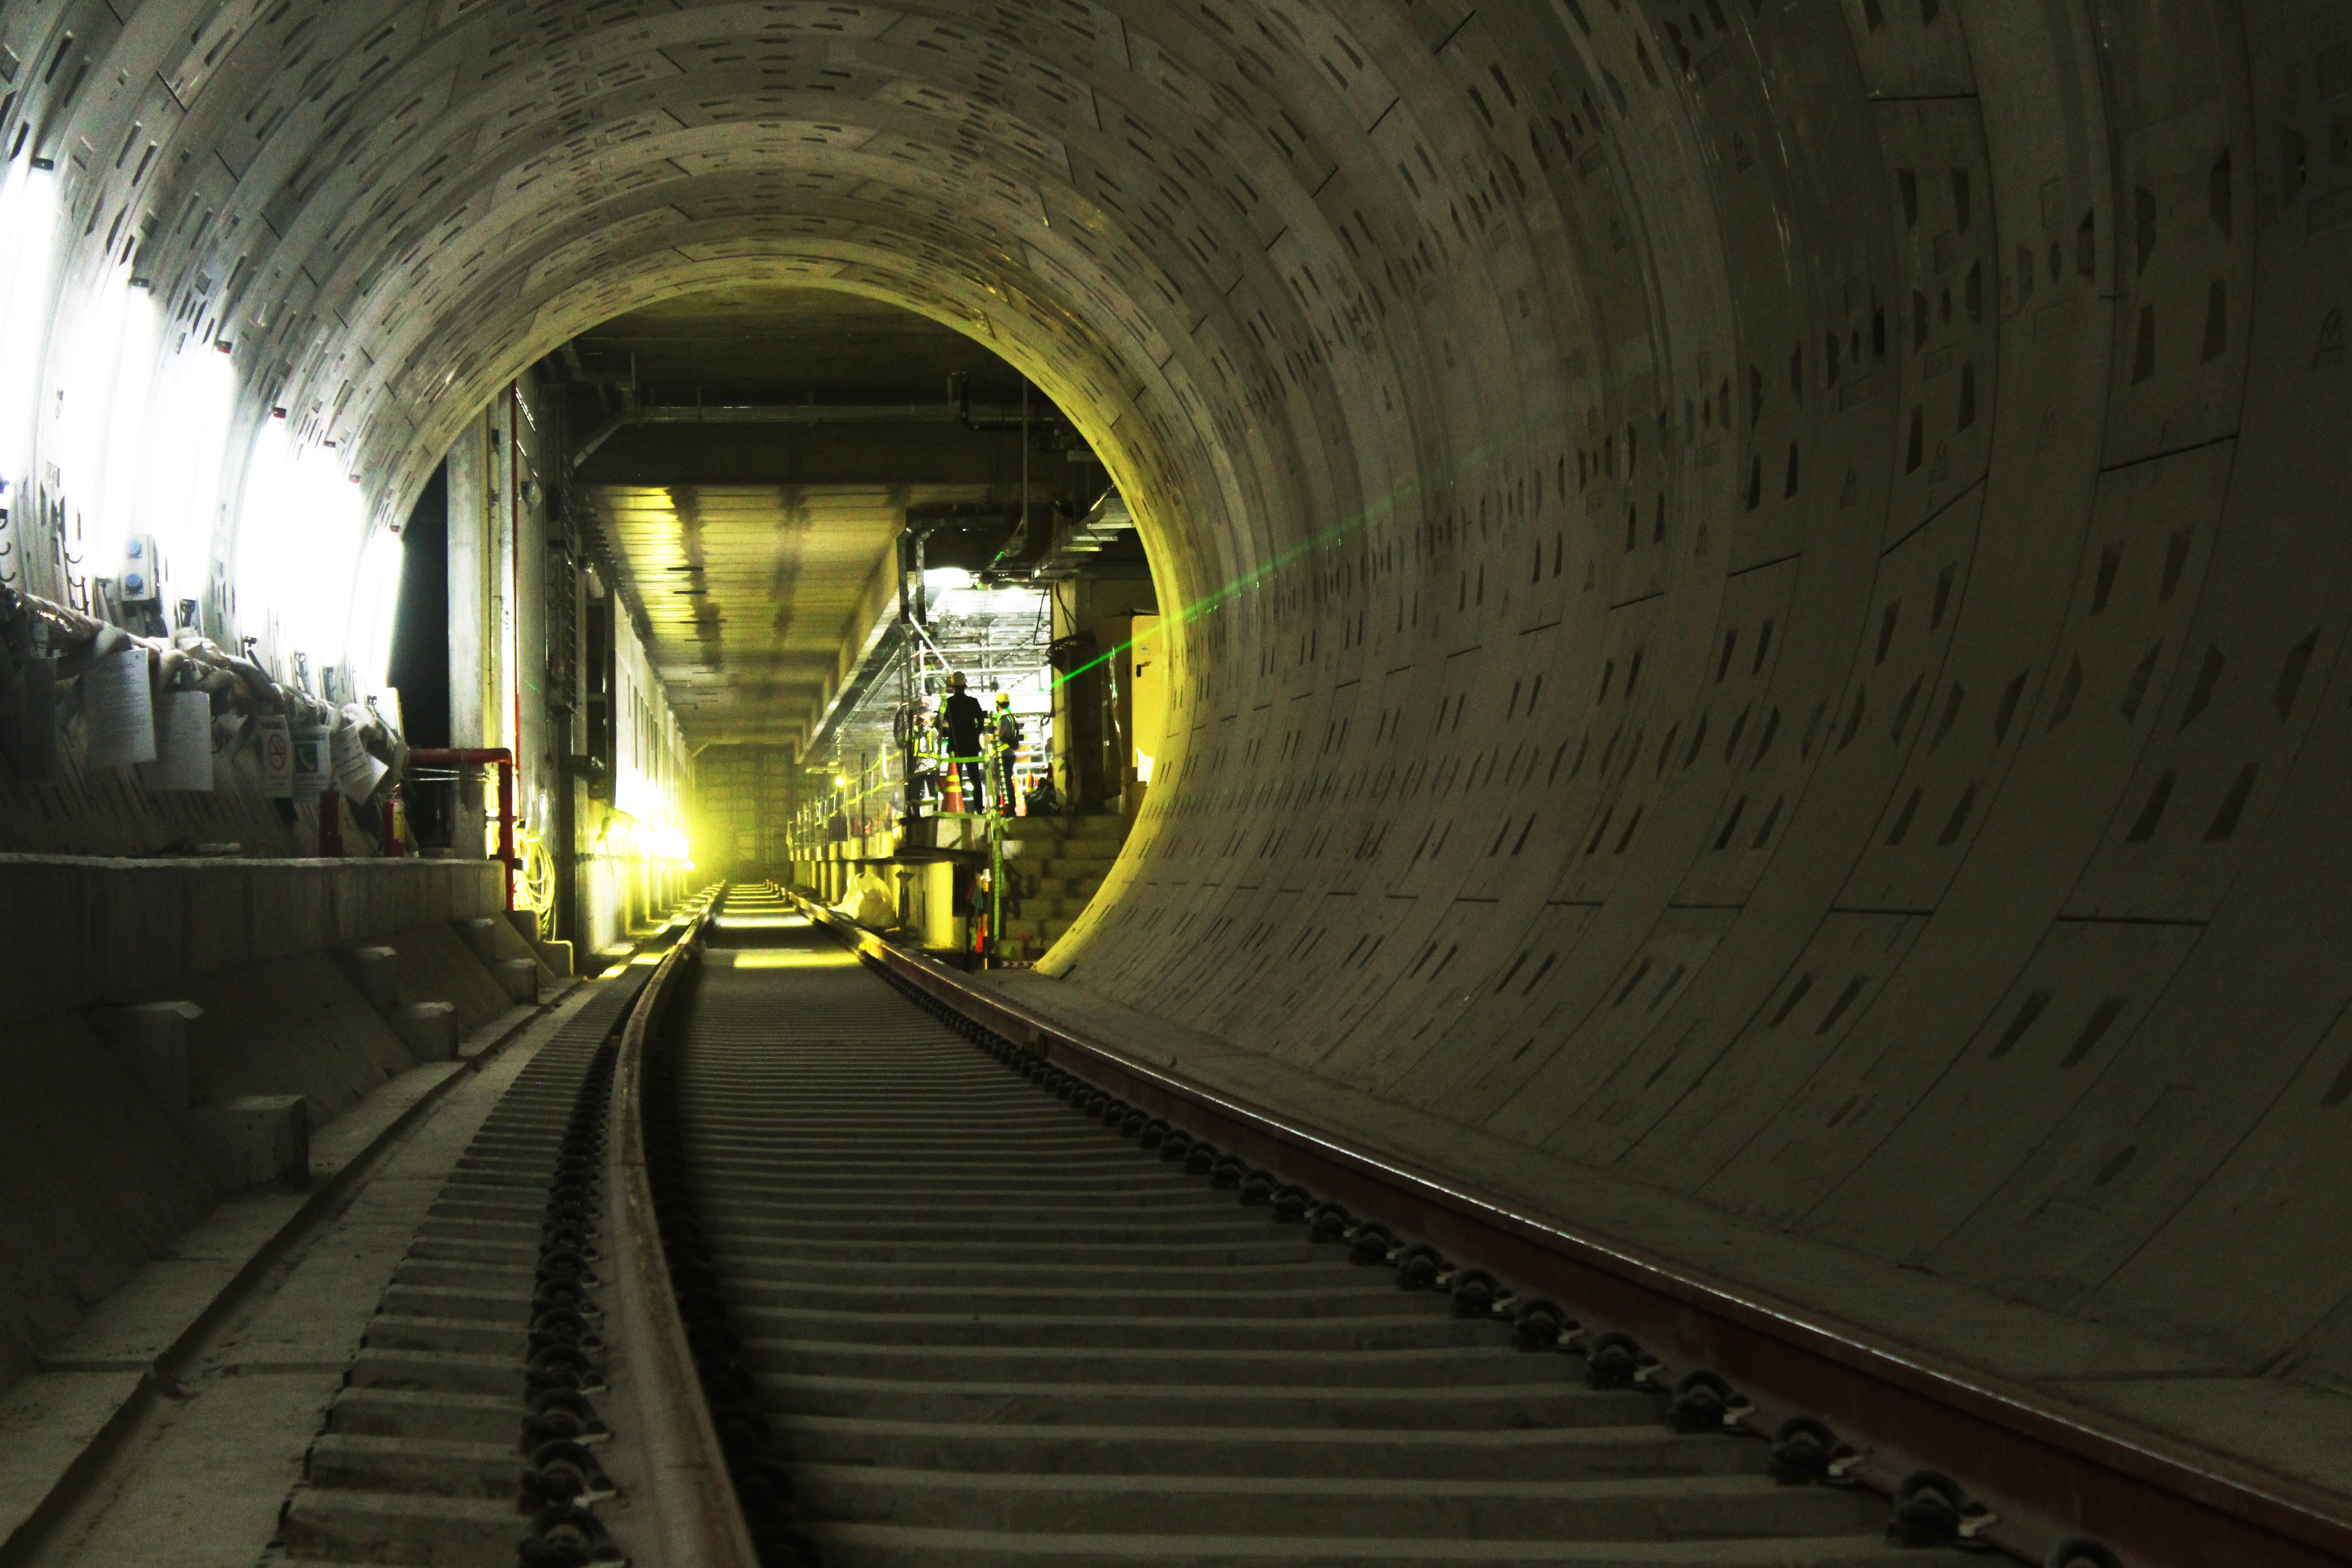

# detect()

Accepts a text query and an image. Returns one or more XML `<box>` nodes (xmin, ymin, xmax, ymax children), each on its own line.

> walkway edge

<box><xmin>0</xmin><ymin>977</ymin><xmax>584</xmax><ymax>1566</ymax></box>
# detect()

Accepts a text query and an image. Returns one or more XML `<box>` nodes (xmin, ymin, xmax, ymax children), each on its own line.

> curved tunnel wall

<box><xmin>2</xmin><ymin>0</ymin><xmax>2349</xmax><ymax>1388</ymax></box>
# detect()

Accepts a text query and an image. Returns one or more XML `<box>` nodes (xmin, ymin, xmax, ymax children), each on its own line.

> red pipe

<box><xmin>408</xmin><ymin>748</ymin><xmax>518</xmax><ymax>909</ymax></box>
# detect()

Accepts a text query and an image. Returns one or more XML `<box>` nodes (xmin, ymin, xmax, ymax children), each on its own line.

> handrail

<box><xmin>605</xmin><ymin>900</ymin><xmax>759</xmax><ymax>1568</ymax></box>
<box><xmin>791</xmin><ymin>891</ymin><xmax>2352</xmax><ymax>1568</ymax></box>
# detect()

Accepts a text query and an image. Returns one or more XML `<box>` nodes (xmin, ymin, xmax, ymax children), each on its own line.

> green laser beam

<box><xmin>1044</xmin><ymin>418</ymin><xmax>1535</xmax><ymax>691</ymax></box>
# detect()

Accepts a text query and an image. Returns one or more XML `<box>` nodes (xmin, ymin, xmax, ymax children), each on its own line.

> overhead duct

<box><xmin>1030</xmin><ymin>490</ymin><xmax>1137</xmax><ymax>582</ymax></box>
<box><xmin>567</xmin><ymin>400</ymin><xmax>1034</xmax><ymax>474</ymax></box>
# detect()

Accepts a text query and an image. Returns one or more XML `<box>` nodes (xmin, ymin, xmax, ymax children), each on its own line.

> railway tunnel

<box><xmin>0</xmin><ymin>1</ymin><xmax>2345</xmax><ymax>1565</ymax></box>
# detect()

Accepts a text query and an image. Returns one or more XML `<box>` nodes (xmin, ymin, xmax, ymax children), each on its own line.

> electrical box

<box><xmin>119</xmin><ymin>534</ymin><xmax>161</xmax><ymax>602</ymax></box>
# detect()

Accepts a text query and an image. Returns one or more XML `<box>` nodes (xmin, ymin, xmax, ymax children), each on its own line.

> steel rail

<box><xmin>792</xmin><ymin>892</ymin><xmax>2352</xmax><ymax>1568</ymax></box>
<box><xmin>606</xmin><ymin>905</ymin><xmax>763</xmax><ymax>1568</ymax></box>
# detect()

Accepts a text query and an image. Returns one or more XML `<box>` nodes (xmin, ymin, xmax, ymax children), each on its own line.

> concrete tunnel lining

<box><xmin>0</xmin><ymin>0</ymin><xmax>2349</xmax><ymax>1475</ymax></box>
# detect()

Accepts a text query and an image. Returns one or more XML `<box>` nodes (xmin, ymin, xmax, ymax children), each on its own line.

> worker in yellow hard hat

<box><xmin>990</xmin><ymin>690</ymin><xmax>1023</xmax><ymax>814</ymax></box>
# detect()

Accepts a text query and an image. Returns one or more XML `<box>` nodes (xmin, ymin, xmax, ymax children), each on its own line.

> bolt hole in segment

<box><xmin>649</xmin><ymin>883</ymin><xmax>1924</xmax><ymax>1567</ymax></box>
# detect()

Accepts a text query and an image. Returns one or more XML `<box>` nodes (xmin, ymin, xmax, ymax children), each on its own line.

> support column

<box><xmin>446</xmin><ymin>413</ymin><xmax>491</xmax><ymax>853</ymax></box>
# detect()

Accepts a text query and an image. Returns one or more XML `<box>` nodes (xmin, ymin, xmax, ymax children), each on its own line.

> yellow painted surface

<box><xmin>1129</xmin><ymin>613</ymin><xmax>1164</xmax><ymax>782</ymax></box>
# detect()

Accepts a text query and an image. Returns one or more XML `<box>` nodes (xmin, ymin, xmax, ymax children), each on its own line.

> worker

<box><xmin>990</xmin><ymin>690</ymin><xmax>1023</xmax><ymax>815</ymax></box>
<box><xmin>941</xmin><ymin>671</ymin><xmax>987</xmax><ymax>813</ymax></box>
<box><xmin>897</xmin><ymin>698</ymin><xmax>939</xmax><ymax>817</ymax></box>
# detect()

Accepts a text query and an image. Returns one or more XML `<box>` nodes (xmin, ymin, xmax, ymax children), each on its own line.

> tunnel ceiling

<box><xmin>583</xmin><ymin>479</ymin><xmax>983</xmax><ymax>750</ymax></box>
<box><xmin>557</xmin><ymin>291</ymin><xmax>1051</xmax><ymax>751</ymax></box>
<box><xmin>571</xmin><ymin>286</ymin><xmax>1023</xmax><ymax>405</ymax></box>
<box><xmin>9</xmin><ymin>0</ymin><xmax>2352</xmax><ymax>1407</ymax></box>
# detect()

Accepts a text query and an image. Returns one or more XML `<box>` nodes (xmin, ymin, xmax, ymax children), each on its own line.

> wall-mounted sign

<box><xmin>144</xmin><ymin>691</ymin><xmax>213</xmax><ymax>791</ymax></box>
<box><xmin>292</xmin><ymin>723</ymin><xmax>330</xmax><ymax>796</ymax></box>
<box><xmin>331</xmin><ymin>720</ymin><xmax>387</xmax><ymax>804</ymax></box>
<box><xmin>255</xmin><ymin>715</ymin><xmax>293</xmax><ymax>798</ymax></box>
<box><xmin>85</xmin><ymin>649</ymin><xmax>156</xmax><ymax>768</ymax></box>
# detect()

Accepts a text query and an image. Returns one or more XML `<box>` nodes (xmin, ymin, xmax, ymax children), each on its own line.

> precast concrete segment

<box><xmin>270</xmin><ymin>958</ymin><xmax>660</xmax><ymax>1568</ymax></box>
<box><xmin>5</xmin><ymin>0</ymin><xmax>2352</xmax><ymax>1487</ymax></box>
<box><xmin>665</xmin><ymin>892</ymin><xmax>1916</xmax><ymax>1567</ymax></box>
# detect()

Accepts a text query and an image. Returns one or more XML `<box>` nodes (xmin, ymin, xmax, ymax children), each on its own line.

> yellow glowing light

<box><xmin>728</xmin><ymin>949</ymin><xmax>858</xmax><ymax>969</ymax></box>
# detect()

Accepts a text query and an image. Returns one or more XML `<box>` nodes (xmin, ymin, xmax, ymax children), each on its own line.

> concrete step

<box><xmin>426</xmin><ymin>1195</ymin><xmax>545</xmax><ymax>1224</ymax></box>
<box><xmin>377</xmin><ymin>1284</ymin><xmax>539</xmax><ymax>1325</ymax></box>
<box><xmin>725</xmin><ymin>1279</ymin><xmax>1439</xmax><ymax>1319</ymax></box>
<box><xmin>777</xmin><ymin>1415</ymin><xmax>1756</xmax><ymax>1480</ymax></box>
<box><xmin>350</xmin><ymin>1346</ymin><xmax>521</xmax><ymax>1397</ymax></box>
<box><xmin>403</xmin><ymin>1237</ymin><xmax>539</xmax><ymax>1269</ymax></box>
<box><xmin>761</xmin><ymin>1373</ymin><xmax>1662</xmax><ymax>1430</ymax></box>
<box><xmin>686</xmin><ymin>1214</ymin><xmax>1322</xmax><ymax>1247</ymax></box>
<box><xmin>717</xmin><ymin>1254</ymin><xmax>1403</xmax><ymax>1293</ymax></box>
<box><xmin>685</xmin><ymin>1147</ymin><xmax>1171</xmax><ymax>1174</ymax></box>
<box><xmin>692</xmin><ymin>1190</ymin><xmax>1336</xmax><ymax>1224</ymax></box>
<box><xmin>416</xmin><ymin>1217</ymin><xmax>540</xmax><ymax>1246</ymax></box>
<box><xmin>279</xmin><ymin>1487</ymin><xmax>525</xmax><ymax>1565</ymax></box>
<box><xmin>306</xmin><ymin>1434</ymin><xmax>519</xmax><ymax>1499</ymax></box>
<box><xmin>791</xmin><ymin>1466</ymin><xmax>1891</xmax><ymax>1541</ymax></box>
<box><xmin>708</xmin><ymin>1235</ymin><xmax>1339</xmax><ymax>1268</ymax></box>
<box><xmin>696</xmin><ymin>1189</ymin><xmax>1263</xmax><ymax>1218</ymax></box>
<box><xmin>683</xmin><ymin>1093</ymin><xmax>1076</xmax><ymax>1116</ymax></box>
<box><xmin>328</xmin><ymin>1387</ymin><xmax>518</xmax><ymax>1445</ymax></box>
<box><xmin>684</xmin><ymin>1152</ymin><xmax>1271</xmax><ymax>1181</ymax></box>
<box><xmin>358</xmin><ymin>1314</ymin><xmax>530</xmax><ymax>1364</ymax></box>
<box><xmin>696</xmin><ymin>1169</ymin><xmax>1227</xmax><ymax>1198</ymax></box>
<box><xmin>741</xmin><ymin>1339</ymin><xmax>1575</xmax><ymax>1387</ymax></box>
<box><xmin>731</xmin><ymin>1305</ymin><xmax>1512</xmax><ymax>1353</ymax></box>
<box><xmin>453</xmin><ymin>1146</ymin><xmax>565</xmax><ymax>1168</ymax></box>
<box><xmin>685</xmin><ymin>1131</ymin><xmax>1153</xmax><ymax>1158</ymax></box>
<box><xmin>805</xmin><ymin>1523</ymin><xmax>1917</xmax><ymax>1568</ymax></box>
<box><xmin>392</xmin><ymin>1259</ymin><xmax>540</xmax><ymax>1293</ymax></box>
<box><xmin>686</xmin><ymin>1159</ymin><xmax>1189</xmax><ymax>1185</ymax></box>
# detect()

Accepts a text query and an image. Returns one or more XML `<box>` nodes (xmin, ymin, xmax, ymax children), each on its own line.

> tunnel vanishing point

<box><xmin>0</xmin><ymin>1</ymin><xmax>2347</xmax><ymax>1566</ymax></box>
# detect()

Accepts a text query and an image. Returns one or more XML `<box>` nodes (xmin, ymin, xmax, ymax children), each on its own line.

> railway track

<box><xmin>231</xmin><ymin>880</ymin><xmax>2347</xmax><ymax>1568</ymax></box>
<box><xmin>654</xmin><ymin>886</ymin><xmax>1917</xmax><ymax>1567</ymax></box>
<box><xmin>264</xmin><ymin>938</ymin><xmax>678</xmax><ymax>1568</ymax></box>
